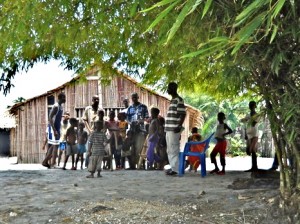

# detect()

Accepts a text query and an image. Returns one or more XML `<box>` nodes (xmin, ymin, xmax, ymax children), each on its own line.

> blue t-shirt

<box><xmin>127</xmin><ymin>103</ymin><xmax>149</xmax><ymax>123</ymax></box>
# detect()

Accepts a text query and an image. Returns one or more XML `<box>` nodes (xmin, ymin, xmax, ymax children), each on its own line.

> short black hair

<box><xmin>168</xmin><ymin>82</ymin><xmax>178</xmax><ymax>90</ymax></box>
<box><xmin>58</xmin><ymin>92</ymin><xmax>65</xmax><ymax>99</ymax></box>
<box><xmin>131</xmin><ymin>92</ymin><xmax>139</xmax><ymax>98</ymax></box>
<box><xmin>191</xmin><ymin>127</ymin><xmax>198</xmax><ymax>133</ymax></box>
<box><xmin>151</xmin><ymin>107</ymin><xmax>160</xmax><ymax>116</ymax></box>
<box><xmin>249</xmin><ymin>101</ymin><xmax>256</xmax><ymax>108</ymax></box>
<box><xmin>69</xmin><ymin>118</ymin><xmax>78</xmax><ymax>125</ymax></box>
<box><xmin>217</xmin><ymin>112</ymin><xmax>226</xmax><ymax>120</ymax></box>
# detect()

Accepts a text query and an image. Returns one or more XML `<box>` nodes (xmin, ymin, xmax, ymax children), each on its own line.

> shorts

<box><xmin>47</xmin><ymin>124</ymin><xmax>61</xmax><ymax>145</ymax></box>
<box><xmin>59</xmin><ymin>142</ymin><xmax>67</xmax><ymax>150</ymax></box>
<box><xmin>246</xmin><ymin>126</ymin><xmax>258</xmax><ymax>140</ymax></box>
<box><xmin>66</xmin><ymin>144</ymin><xmax>78</xmax><ymax>156</ymax></box>
<box><xmin>88</xmin><ymin>155</ymin><xmax>104</xmax><ymax>173</ymax></box>
<box><xmin>77</xmin><ymin>144</ymin><xmax>87</xmax><ymax>154</ymax></box>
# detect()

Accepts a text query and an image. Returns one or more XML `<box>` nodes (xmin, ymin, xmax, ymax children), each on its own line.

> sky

<box><xmin>0</xmin><ymin>60</ymin><xmax>75</xmax><ymax>112</ymax></box>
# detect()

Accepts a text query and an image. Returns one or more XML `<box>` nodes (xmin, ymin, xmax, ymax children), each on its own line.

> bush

<box><xmin>227</xmin><ymin>134</ymin><xmax>246</xmax><ymax>157</ymax></box>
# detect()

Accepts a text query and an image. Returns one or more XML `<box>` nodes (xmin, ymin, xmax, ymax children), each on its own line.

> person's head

<box><xmin>78</xmin><ymin>121</ymin><xmax>85</xmax><ymax>130</ymax></box>
<box><xmin>98</xmin><ymin>109</ymin><xmax>105</xmax><ymax>120</ymax></box>
<box><xmin>150</xmin><ymin>107</ymin><xmax>160</xmax><ymax>119</ymax></box>
<box><xmin>123</xmin><ymin>98</ymin><xmax>129</xmax><ymax>108</ymax></box>
<box><xmin>58</xmin><ymin>92</ymin><xmax>66</xmax><ymax>104</ymax></box>
<box><xmin>92</xmin><ymin>95</ymin><xmax>99</xmax><ymax>108</ymax></box>
<box><xmin>191</xmin><ymin>127</ymin><xmax>198</xmax><ymax>134</ymax></box>
<box><xmin>131</xmin><ymin>92</ymin><xmax>139</xmax><ymax>104</ymax></box>
<box><xmin>167</xmin><ymin>82</ymin><xmax>178</xmax><ymax>96</ymax></box>
<box><xmin>118</xmin><ymin>112</ymin><xmax>126</xmax><ymax>121</ymax></box>
<box><xmin>62</xmin><ymin>111</ymin><xmax>70</xmax><ymax>124</ymax></box>
<box><xmin>69</xmin><ymin>118</ymin><xmax>78</xmax><ymax>127</ymax></box>
<box><xmin>217</xmin><ymin>112</ymin><xmax>226</xmax><ymax>123</ymax></box>
<box><xmin>109</xmin><ymin>110</ymin><xmax>115</xmax><ymax>120</ymax></box>
<box><xmin>94</xmin><ymin>120</ymin><xmax>104</xmax><ymax>131</ymax></box>
<box><xmin>249</xmin><ymin>101</ymin><xmax>257</xmax><ymax>110</ymax></box>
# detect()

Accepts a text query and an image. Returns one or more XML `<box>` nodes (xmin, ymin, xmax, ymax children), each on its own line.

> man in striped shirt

<box><xmin>165</xmin><ymin>82</ymin><xmax>186</xmax><ymax>176</ymax></box>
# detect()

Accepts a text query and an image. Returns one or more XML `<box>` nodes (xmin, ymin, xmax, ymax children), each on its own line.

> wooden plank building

<box><xmin>9</xmin><ymin>68</ymin><xmax>202</xmax><ymax>163</ymax></box>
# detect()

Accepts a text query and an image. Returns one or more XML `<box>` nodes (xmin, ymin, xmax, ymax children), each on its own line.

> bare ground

<box><xmin>0</xmin><ymin>157</ymin><xmax>298</xmax><ymax>224</ymax></box>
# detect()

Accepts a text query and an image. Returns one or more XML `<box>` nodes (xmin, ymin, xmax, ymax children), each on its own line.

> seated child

<box><xmin>187</xmin><ymin>127</ymin><xmax>203</xmax><ymax>172</ymax></box>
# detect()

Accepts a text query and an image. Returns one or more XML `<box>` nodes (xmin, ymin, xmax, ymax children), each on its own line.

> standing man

<box><xmin>42</xmin><ymin>92</ymin><xmax>66</xmax><ymax>168</ymax></box>
<box><xmin>127</xmin><ymin>92</ymin><xmax>149</xmax><ymax>169</ymax></box>
<box><xmin>82</xmin><ymin>95</ymin><xmax>100</xmax><ymax>167</ymax></box>
<box><xmin>165</xmin><ymin>82</ymin><xmax>186</xmax><ymax>176</ymax></box>
<box><xmin>241</xmin><ymin>101</ymin><xmax>260</xmax><ymax>172</ymax></box>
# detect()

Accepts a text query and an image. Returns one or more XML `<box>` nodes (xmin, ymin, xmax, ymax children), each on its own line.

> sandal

<box><xmin>210</xmin><ymin>169</ymin><xmax>219</xmax><ymax>174</ymax></box>
<box><xmin>217</xmin><ymin>170</ymin><xmax>225</xmax><ymax>175</ymax></box>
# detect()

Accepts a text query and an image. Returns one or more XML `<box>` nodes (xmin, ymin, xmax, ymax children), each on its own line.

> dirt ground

<box><xmin>0</xmin><ymin>157</ymin><xmax>297</xmax><ymax>224</ymax></box>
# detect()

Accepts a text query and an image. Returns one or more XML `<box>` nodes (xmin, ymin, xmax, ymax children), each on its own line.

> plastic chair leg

<box><xmin>200</xmin><ymin>154</ymin><xmax>206</xmax><ymax>177</ymax></box>
<box><xmin>178</xmin><ymin>152</ymin><xmax>185</xmax><ymax>176</ymax></box>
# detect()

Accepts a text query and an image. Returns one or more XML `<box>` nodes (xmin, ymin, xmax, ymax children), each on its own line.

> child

<box><xmin>105</xmin><ymin>110</ymin><xmax>122</xmax><ymax>170</ymax></box>
<box><xmin>76</xmin><ymin>121</ymin><xmax>88</xmax><ymax>170</ymax></box>
<box><xmin>146</xmin><ymin>107</ymin><xmax>161</xmax><ymax>170</ymax></box>
<box><xmin>155</xmin><ymin>116</ymin><xmax>168</xmax><ymax>170</ymax></box>
<box><xmin>241</xmin><ymin>101</ymin><xmax>260</xmax><ymax>172</ymax></box>
<box><xmin>121</xmin><ymin>130</ymin><xmax>134</xmax><ymax>169</ymax></box>
<box><xmin>118</xmin><ymin>112</ymin><xmax>128</xmax><ymax>141</ymax></box>
<box><xmin>87</xmin><ymin>120</ymin><xmax>108</xmax><ymax>178</ymax></box>
<box><xmin>210</xmin><ymin>112</ymin><xmax>233</xmax><ymax>175</ymax></box>
<box><xmin>187</xmin><ymin>127</ymin><xmax>203</xmax><ymax>172</ymax></box>
<box><xmin>118</xmin><ymin>112</ymin><xmax>128</xmax><ymax>169</ymax></box>
<box><xmin>57</xmin><ymin>112</ymin><xmax>70</xmax><ymax>167</ymax></box>
<box><xmin>62</xmin><ymin>118</ymin><xmax>78</xmax><ymax>170</ymax></box>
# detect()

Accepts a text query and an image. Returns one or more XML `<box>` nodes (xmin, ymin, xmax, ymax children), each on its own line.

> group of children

<box><xmin>45</xmin><ymin>106</ymin><xmax>168</xmax><ymax>178</ymax></box>
<box><xmin>44</xmin><ymin>100</ymin><xmax>259</xmax><ymax>178</ymax></box>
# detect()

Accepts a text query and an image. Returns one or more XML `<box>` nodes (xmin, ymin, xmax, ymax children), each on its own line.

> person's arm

<box><xmin>223</xmin><ymin>123</ymin><xmax>233</xmax><ymax>137</ymax></box>
<box><xmin>49</xmin><ymin>105</ymin><xmax>59</xmax><ymax>138</ymax></box>
<box><xmin>83</xmin><ymin>131</ymin><xmax>88</xmax><ymax>144</ymax></box>
<box><xmin>174</xmin><ymin>113</ymin><xmax>186</xmax><ymax>133</ymax></box>
<box><xmin>65</xmin><ymin>128</ymin><xmax>70</xmax><ymax>144</ymax></box>
<box><xmin>88</xmin><ymin>134</ymin><xmax>93</xmax><ymax>156</ymax></box>
<box><xmin>82</xmin><ymin>107</ymin><xmax>93</xmax><ymax>134</ymax></box>
<box><xmin>42</xmin><ymin>135</ymin><xmax>48</xmax><ymax>150</ymax></box>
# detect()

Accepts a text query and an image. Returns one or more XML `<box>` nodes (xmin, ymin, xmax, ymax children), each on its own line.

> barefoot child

<box><xmin>210</xmin><ymin>112</ymin><xmax>233</xmax><ymax>175</ymax></box>
<box><xmin>187</xmin><ymin>127</ymin><xmax>203</xmax><ymax>172</ymax></box>
<box><xmin>76</xmin><ymin>121</ymin><xmax>88</xmax><ymax>170</ymax></box>
<box><xmin>62</xmin><ymin>118</ymin><xmax>78</xmax><ymax>170</ymax></box>
<box><xmin>118</xmin><ymin>112</ymin><xmax>128</xmax><ymax>169</ymax></box>
<box><xmin>87</xmin><ymin>120</ymin><xmax>108</xmax><ymax>178</ymax></box>
<box><xmin>146</xmin><ymin>107</ymin><xmax>161</xmax><ymax>170</ymax></box>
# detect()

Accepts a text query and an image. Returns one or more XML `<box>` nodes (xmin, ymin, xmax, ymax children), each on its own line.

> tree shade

<box><xmin>0</xmin><ymin>0</ymin><xmax>299</xmax><ymax>202</ymax></box>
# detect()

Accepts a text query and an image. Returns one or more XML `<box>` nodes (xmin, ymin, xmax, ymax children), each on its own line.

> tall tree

<box><xmin>143</xmin><ymin>0</ymin><xmax>300</xmax><ymax>200</ymax></box>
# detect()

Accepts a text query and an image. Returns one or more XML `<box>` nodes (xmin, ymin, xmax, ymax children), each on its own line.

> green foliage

<box><xmin>184</xmin><ymin>93</ymin><xmax>250</xmax><ymax>136</ymax></box>
<box><xmin>227</xmin><ymin>135</ymin><xmax>246</xmax><ymax>157</ymax></box>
